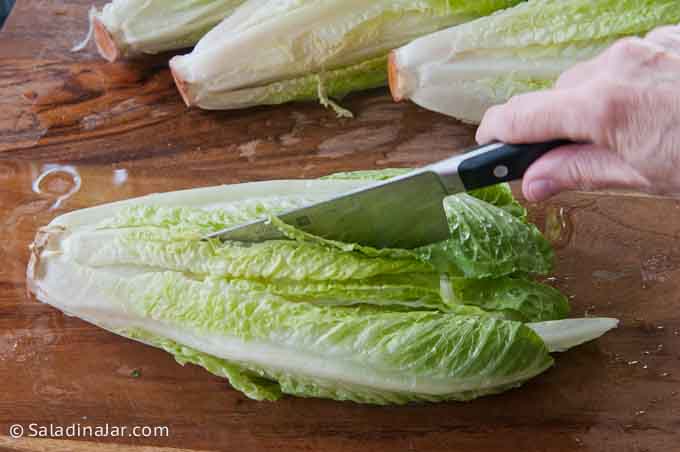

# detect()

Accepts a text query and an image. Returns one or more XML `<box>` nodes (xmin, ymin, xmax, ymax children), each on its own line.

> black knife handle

<box><xmin>457</xmin><ymin>140</ymin><xmax>571</xmax><ymax>191</ymax></box>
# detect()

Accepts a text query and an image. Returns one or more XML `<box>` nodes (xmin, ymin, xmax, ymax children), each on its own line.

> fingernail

<box><xmin>526</xmin><ymin>180</ymin><xmax>558</xmax><ymax>202</ymax></box>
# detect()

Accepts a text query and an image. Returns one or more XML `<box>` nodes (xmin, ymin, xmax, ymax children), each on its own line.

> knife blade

<box><xmin>205</xmin><ymin>140</ymin><xmax>568</xmax><ymax>248</ymax></box>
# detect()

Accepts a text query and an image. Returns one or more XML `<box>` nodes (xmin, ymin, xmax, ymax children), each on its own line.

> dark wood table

<box><xmin>1</xmin><ymin>2</ymin><xmax>679</xmax><ymax>451</ymax></box>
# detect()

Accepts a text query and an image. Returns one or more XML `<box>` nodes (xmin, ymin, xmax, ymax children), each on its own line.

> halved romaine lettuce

<box><xmin>92</xmin><ymin>0</ymin><xmax>245</xmax><ymax>61</ymax></box>
<box><xmin>28</xmin><ymin>172</ymin><xmax>617</xmax><ymax>404</ymax></box>
<box><xmin>169</xmin><ymin>0</ymin><xmax>525</xmax><ymax>112</ymax></box>
<box><xmin>389</xmin><ymin>0</ymin><xmax>680</xmax><ymax>123</ymax></box>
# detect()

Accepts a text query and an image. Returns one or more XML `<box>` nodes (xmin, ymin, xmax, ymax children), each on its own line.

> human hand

<box><xmin>475</xmin><ymin>25</ymin><xmax>680</xmax><ymax>202</ymax></box>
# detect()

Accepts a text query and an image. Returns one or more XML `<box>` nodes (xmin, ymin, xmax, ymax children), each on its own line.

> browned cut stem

<box><xmin>387</xmin><ymin>51</ymin><xmax>404</xmax><ymax>102</ymax></box>
<box><xmin>170</xmin><ymin>62</ymin><xmax>193</xmax><ymax>107</ymax></box>
<box><xmin>26</xmin><ymin>227</ymin><xmax>63</xmax><ymax>299</ymax></box>
<box><xmin>94</xmin><ymin>17</ymin><xmax>120</xmax><ymax>63</ymax></box>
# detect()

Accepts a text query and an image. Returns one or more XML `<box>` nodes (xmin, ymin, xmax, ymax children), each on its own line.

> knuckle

<box><xmin>641</xmin><ymin>43</ymin><xmax>673</xmax><ymax>68</ymax></box>
<box><xmin>608</xmin><ymin>37</ymin><xmax>649</xmax><ymax>61</ymax></box>
<box><xmin>566</xmin><ymin>153</ymin><xmax>596</xmax><ymax>191</ymax></box>
<box><xmin>588</xmin><ymin>83</ymin><xmax>633</xmax><ymax>132</ymax></box>
<box><xmin>609</xmin><ymin>36</ymin><xmax>672</xmax><ymax>69</ymax></box>
<box><xmin>586</xmin><ymin>81</ymin><xmax>647</xmax><ymax>149</ymax></box>
<box><xmin>505</xmin><ymin>94</ymin><xmax>525</xmax><ymax>110</ymax></box>
<box><xmin>490</xmin><ymin>97</ymin><xmax>525</xmax><ymax>142</ymax></box>
<box><xmin>555</xmin><ymin>66</ymin><xmax>579</xmax><ymax>89</ymax></box>
<box><xmin>502</xmin><ymin>104</ymin><xmax>525</xmax><ymax>142</ymax></box>
<box><xmin>553</xmin><ymin>76</ymin><xmax>568</xmax><ymax>90</ymax></box>
<box><xmin>646</xmin><ymin>25</ymin><xmax>680</xmax><ymax>40</ymax></box>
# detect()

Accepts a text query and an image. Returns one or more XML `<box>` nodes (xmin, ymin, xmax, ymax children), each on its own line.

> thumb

<box><xmin>522</xmin><ymin>144</ymin><xmax>651</xmax><ymax>202</ymax></box>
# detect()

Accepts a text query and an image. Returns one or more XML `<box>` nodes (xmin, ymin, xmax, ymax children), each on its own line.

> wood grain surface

<box><xmin>1</xmin><ymin>2</ymin><xmax>679</xmax><ymax>451</ymax></box>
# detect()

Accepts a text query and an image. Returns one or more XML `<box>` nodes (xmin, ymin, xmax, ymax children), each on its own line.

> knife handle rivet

<box><xmin>493</xmin><ymin>165</ymin><xmax>509</xmax><ymax>178</ymax></box>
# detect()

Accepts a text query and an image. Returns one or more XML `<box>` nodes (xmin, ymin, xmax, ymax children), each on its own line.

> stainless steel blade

<box><xmin>205</xmin><ymin>170</ymin><xmax>452</xmax><ymax>249</ymax></box>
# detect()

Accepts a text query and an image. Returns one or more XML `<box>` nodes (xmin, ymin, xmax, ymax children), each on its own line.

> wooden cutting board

<box><xmin>1</xmin><ymin>2</ymin><xmax>678</xmax><ymax>451</ymax></box>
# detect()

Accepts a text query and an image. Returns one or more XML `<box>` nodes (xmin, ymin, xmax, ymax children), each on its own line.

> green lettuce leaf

<box><xmin>468</xmin><ymin>185</ymin><xmax>526</xmax><ymax>220</ymax></box>
<box><xmin>64</xmin><ymin>172</ymin><xmax>554</xmax><ymax>321</ymax></box>
<box><xmin>68</xmin><ymin>227</ymin><xmax>431</xmax><ymax>281</ymax></box>
<box><xmin>221</xmin><ymin>274</ymin><xmax>489</xmax><ymax>316</ymax></box>
<box><xmin>442</xmin><ymin>277</ymin><xmax>570</xmax><ymax>322</ymax></box>
<box><xmin>126</xmin><ymin>328</ymin><xmax>283</xmax><ymax>401</ymax></box>
<box><xmin>418</xmin><ymin>193</ymin><xmax>553</xmax><ymax>277</ymax></box>
<box><xmin>322</xmin><ymin>169</ymin><xmax>412</xmax><ymax>182</ymax></box>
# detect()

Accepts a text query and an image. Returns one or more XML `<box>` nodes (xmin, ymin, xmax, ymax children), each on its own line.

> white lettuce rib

<box><xmin>528</xmin><ymin>318</ymin><xmax>619</xmax><ymax>353</ymax></box>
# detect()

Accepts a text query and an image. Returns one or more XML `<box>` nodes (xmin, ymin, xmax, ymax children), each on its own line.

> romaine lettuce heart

<box><xmin>390</xmin><ymin>0</ymin><xmax>680</xmax><ymax>123</ymax></box>
<box><xmin>28</xmin><ymin>171</ymin><xmax>617</xmax><ymax>404</ymax></box>
<box><xmin>169</xmin><ymin>0</ymin><xmax>525</xmax><ymax>112</ymax></box>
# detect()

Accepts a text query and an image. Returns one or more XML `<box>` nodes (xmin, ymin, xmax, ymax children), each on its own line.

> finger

<box><xmin>646</xmin><ymin>25</ymin><xmax>680</xmax><ymax>54</ymax></box>
<box><xmin>476</xmin><ymin>89</ymin><xmax>593</xmax><ymax>145</ymax></box>
<box><xmin>557</xmin><ymin>37</ymin><xmax>658</xmax><ymax>90</ymax></box>
<box><xmin>521</xmin><ymin>144</ymin><xmax>651</xmax><ymax>202</ymax></box>
<box><xmin>555</xmin><ymin>60</ymin><xmax>600</xmax><ymax>89</ymax></box>
<box><xmin>555</xmin><ymin>46</ymin><xmax>613</xmax><ymax>89</ymax></box>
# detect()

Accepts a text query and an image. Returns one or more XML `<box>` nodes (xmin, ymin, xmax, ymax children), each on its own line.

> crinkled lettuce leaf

<box><xmin>442</xmin><ymin>277</ymin><xmax>569</xmax><ymax>322</ymax></box>
<box><xmin>468</xmin><ymin>185</ymin><xmax>527</xmax><ymax>220</ymax></box>
<box><xmin>418</xmin><ymin>193</ymin><xmax>552</xmax><ymax>278</ymax></box>
<box><xmin>126</xmin><ymin>328</ymin><xmax>283</xmax><ymax>401</ymax></box>
<box><xmin>82</xmin><ymin>169</ymin><xmax>556</xmax><ymax>321</ymax></box>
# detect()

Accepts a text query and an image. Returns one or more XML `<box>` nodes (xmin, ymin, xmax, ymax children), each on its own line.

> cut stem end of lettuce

<box><xmin>93</xmin><ymin>16</ymin><xmax>120</xmax><ymax>62</ymax></box>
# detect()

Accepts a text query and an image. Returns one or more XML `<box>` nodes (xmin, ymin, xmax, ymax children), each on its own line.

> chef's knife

<box><xmin>205</xmin><ymin>141</ymin><xmax>568</xmax><ymax>249</ymax></box>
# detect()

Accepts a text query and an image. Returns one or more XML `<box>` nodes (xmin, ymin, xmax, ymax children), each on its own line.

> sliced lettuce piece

<box><xmin>29</xmin><ymin>252</ymin><xmax>616</xmax><ymax>404</ymax></box>
<box><xmin>390</xmin><ymin>0</ymin><xmax>680</xmax><ymax>123</ymax></box>
<box><xmin>169</xmin><ymin>0</ymin><xmax>525</xmax><ymax>111</ymax></box>
<box><xmin>57</xmin><ymin>221</ymin><xmax>563</xmax><ymax>318</ymax></box>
